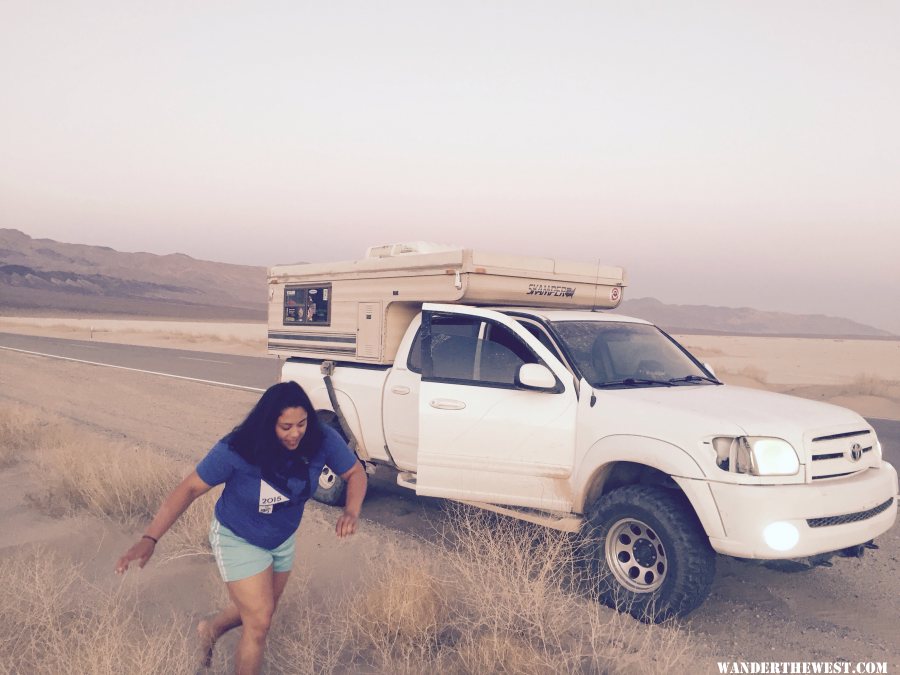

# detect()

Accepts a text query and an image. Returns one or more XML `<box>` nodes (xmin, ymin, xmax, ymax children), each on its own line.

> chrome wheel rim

<box><xmin>605</xmin><ymin>518</ymin><xmax>668</xmax><ymax>593</ymax></box>
<box><xmin>318</xmin><ymin>465</ymin><xmax>337</xmax><ymax>490</ymax></box>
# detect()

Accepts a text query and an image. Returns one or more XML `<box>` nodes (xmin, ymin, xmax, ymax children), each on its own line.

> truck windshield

<box><xmin>550</xmin><ymin>321</ymin><xmax>718</xmax><ymax>388</ymax></box>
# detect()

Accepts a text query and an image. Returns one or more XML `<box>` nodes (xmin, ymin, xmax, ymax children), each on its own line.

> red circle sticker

<box><xmin>610</xmin><ymin>287</ymin><xmax>621</xmax><ymax>302</ymax></box>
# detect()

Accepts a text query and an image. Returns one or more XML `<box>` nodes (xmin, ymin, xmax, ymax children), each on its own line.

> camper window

<box><xmin>283</xmin><ymin>284</ymin><xmax>331</xmax><ymax>326</ymax></box>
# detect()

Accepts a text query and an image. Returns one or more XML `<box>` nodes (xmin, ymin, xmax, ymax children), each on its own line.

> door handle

<box><xmin>429</xmin><ymin>398</ymin><xmax>466</xmax><ymax>410</ymax></box>
<box><xmin>391</xmin><ymin>385</ymin><xmax>411</xmax><ymax>395</ymax></box>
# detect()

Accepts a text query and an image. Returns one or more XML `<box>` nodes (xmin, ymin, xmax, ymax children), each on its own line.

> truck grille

<box><xmin>807</xmin><ymin>497</ymin><xmax>894</xmax><ymax>528</ymax></box>
<box><xmin>808</xmin><ymin>429</ymin><xmax>875</xmax><ymax>481</ymax></box>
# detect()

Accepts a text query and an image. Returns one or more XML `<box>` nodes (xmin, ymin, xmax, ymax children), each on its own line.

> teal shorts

<box><xmin>208</xmin><ymin>518</ymin><xmax>296</xmax><ymax>582</ymax></box>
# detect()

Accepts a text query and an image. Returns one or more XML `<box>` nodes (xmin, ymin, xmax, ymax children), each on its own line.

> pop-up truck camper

<box><xmin>268</xmin><ymin>242</ymin><xmax>897</xmax><ymax>621</ymax></box>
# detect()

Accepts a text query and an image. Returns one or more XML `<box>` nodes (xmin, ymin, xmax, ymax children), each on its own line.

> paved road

<box><xmin>2</xmin><ymin>331</ymin><xmax>898</xmax><ymax>467</ymax></box>
<box><xmin>0</xmin><ymin>331</ymin><xmax>282</xmax><ymax>391</ymax></box>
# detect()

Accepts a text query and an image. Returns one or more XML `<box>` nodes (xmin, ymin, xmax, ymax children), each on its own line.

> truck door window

<box><xmin>411</xmin><ymin>315</ymin><xmax>540</xmax><ymax>387</ymax></box>
<box><xmin>407</xmin><ymin>315</ymin><xmax>479</xmax><ymax>374</ymax></box>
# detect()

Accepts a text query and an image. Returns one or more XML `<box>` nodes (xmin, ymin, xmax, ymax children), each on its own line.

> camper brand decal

<box><xmin>526</xmin><ymin>283</ymin><xmax>576</xmax><ymax>298</ymax></box>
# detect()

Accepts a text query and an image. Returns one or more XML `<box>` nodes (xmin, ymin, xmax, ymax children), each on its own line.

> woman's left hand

<box><xmin>335</xmin><ymin>511</ymin><xmax>359</xmax><ymax>538</ymax></box>
<box><xmin>336</xmin><ymin>462</ymin><xmax>367</xmax><ymax>538</ymax></box>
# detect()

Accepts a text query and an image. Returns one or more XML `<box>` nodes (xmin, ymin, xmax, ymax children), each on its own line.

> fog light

<box><xmin>763</xmin><ymin>522</ymin><xmax>799</xmax><ymax>552</ymax></box>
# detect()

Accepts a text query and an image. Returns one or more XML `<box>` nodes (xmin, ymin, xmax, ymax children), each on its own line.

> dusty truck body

<box><xmin>268</xmin><ymin>243</ymin><xmax>898</xmax><ymax>620</ymax></box>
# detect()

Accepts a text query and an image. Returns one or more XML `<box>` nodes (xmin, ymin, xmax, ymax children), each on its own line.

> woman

<box><xmin>115</xmin><ymin>381</ymin><xmax>366</xmax><ymax>674</ymax></box>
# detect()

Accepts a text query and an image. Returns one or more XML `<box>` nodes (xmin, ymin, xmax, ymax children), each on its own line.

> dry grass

<box><xmin>719</xmin><ymin>364</ymin><xmax>769</xmax><ymax>385</ymax></box>
<box><xmin>848</xmin><ymin>373</ymin><xmax>895</xmax><ymax>397</ymax></box>
<box><xmin>26</xmin><ymin>427</ymin><xmax>184</xmax><ymax>523</ymax></box>
<box><xmin>157</xmin><ymin>488</ymin><xmax>219</xmax><ymax>562</ymax></box>
<box><xmin>263</xmin><ymin>506</ymin><xmax>696</xmax><ymax>674</ymax></box>
<box><xmin>1</xmin><ymin>404</ymin><xmax>697</xmax><ymax>673</ymax></box>
<box><xmin>24</xmin><ymin>425</ymin><xmax>218</xmax><ymax>560</ymax></box>
<box><xmin>0</xmin><ymin>404</ymin><xmax>53</xmax><ymax>467</ymax></box>
<box><xmin>0</xmin><ymin>402</ymin><xmax>214</xmax><ymax>560</ymax></box>
<box><xmin>0</xmin><ymin>547</ymin><xmax>196</xmax><ymax>675</ymax></box>
<box><xmin>682</xmin><ymin>344</ymin><xmax>726</xmax><ymax>358</ymax></box>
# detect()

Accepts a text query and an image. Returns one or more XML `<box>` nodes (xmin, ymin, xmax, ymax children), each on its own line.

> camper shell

<box><xmin>267</xmin><ymin>243</ymin><xmax>626</xmax><ymax>364</ymax></box>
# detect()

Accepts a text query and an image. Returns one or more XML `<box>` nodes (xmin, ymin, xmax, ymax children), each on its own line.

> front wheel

<box><xmin>581</xmin><ymin>485</ymin><xmax>716</xmax><ymax>622</ymax></box>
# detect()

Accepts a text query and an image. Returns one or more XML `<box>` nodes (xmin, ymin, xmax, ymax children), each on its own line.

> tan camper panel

<box><xmin>267</xmin><ymin>247</ymin><xmax>626</xmax><ymax>364</ymax></box>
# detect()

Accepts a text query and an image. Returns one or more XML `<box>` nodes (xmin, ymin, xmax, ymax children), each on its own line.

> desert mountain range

<box><xmin>0</xmin><ymin>228</ymin><xmax>893</xmax><ymax>337</ymax></box>
<box><xmin>0</xmin><ymin>228</ymin><xmax>265</xmax><ymax>320</ymax></box>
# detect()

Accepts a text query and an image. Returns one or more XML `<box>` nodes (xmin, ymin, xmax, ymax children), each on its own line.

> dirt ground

<box><xmin>1</xmin><ymin>348</ymin><xmax>898</xmax><ymax>670</ymax></box>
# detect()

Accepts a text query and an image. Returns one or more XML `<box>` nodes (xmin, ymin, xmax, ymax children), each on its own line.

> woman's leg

<box><xmin>197</xmin><ymin>602</ymin><xmax>241</xmax><ymax>667</ymax></box>
<box><xmin>226</xmin><ymin>565</ymin><xmax>297</xmax><ymax>675</ymax></box>
<box><xmin>198</xmin><ymin>569</ymin><xmax>291</xmax><ymax>668</ymax></box>
<box><xmin>272</xmin><ymin>570</ymin><xmax>291</xmax><ymax>606</ymax></box>
<box><xmin>227</xmin><ymin>567</ymin><xmax>274</xmax><ymax>675</ymax></box>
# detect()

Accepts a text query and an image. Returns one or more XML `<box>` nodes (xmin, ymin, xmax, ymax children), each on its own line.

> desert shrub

<box><xmin>0</xmin><ymin>403</ymin><xmax>57</xmax><ymax>467</ymax></box>
<box><xmin>264</xmin><ymin>568</ymin><xmax>351</xmax><ymax>675</ymax></box>
<box><xmin>155</xmin><ymin>488</ymin><xmax>219</xmax><ymax>562</ymax></box>
<box><xmin>6</xmin><ymin>404</ymin><xmax>697</xmax><ymax>673</ymax></box>
<box><xmin>348</xmin><ymin>544</ymin><xmax>449</xmax><ymax>670</ymax></box>
<box><xmin>718</xmin><ymin>365</ymin><xmax>768</xmax><ymax>386</ymax></box>
<box><xmin>0</xmin><ymin>547</ymin><xmax>195</xmax><ymax>675</ymax></box>
<box><xmin>265</xmin><ymin>505</ymin><xmax>697</xmax><ymax>674</ymax></box>
<box><xmin>849</xmin><ymin>373</ymin><xmax>894</xmax><ymax>397</ymax></box>
<box><xmin>24</xmin><ymin>419</ymin><xmax>216</xmax><ymax>560</ymax></box>
<box><xmin>27</xmin><ymin>427</ymin><xmax>184</xmax><ymax>523</ymax></box>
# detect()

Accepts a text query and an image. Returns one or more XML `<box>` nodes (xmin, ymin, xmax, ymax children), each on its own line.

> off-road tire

<box><xmin>582</xmin><ymin>485</ymin><xmax>716</xmax><ymax>622</ymax></box>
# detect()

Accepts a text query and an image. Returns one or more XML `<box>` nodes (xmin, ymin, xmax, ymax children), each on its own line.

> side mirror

<box><xmin>704</xmin><ymin>362</ymin><xmax>716</xmax><ymax>377</ymax></box>
<box><xmin>516</xmin><ymin>363</ymin><xmax>558</xmax><ymax>391</ymax></box>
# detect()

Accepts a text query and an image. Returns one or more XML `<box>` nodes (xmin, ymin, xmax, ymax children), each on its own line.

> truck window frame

<box><xmin>409</xmin><ymin>311</ymin><xmax>560</xmax><ymax>392</ymax></box>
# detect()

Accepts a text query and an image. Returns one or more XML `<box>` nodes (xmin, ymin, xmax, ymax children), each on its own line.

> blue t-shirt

<box><xmin>196</xmin><ymin>424</ymin><xmax>357</xmax><ymax>549</ymax></box>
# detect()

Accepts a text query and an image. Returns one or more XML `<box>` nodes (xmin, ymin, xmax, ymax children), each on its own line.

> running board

<box><xmin>395</xmin><ymin>472</ymin><xmax>583</xmax><ymax>533</ymax></box>
<box><xmin>397</xmin><ymin>471</ymin><xmax>417</xmax><ymax>489</ymax></box>
<box><xmin>459</xmin><ymin>501</ymin><xmax>584</xmax><ymax>533</ymax></box>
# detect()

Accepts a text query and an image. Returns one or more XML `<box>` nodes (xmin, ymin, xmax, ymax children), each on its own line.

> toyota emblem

<box><xmin>849</xmin><ymin>443</ymin><xmax>863</xmax><ymax>462</ymax></box>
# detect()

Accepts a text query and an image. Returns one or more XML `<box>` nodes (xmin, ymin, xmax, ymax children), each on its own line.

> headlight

<box><xmin>712</xmin><ymin>436</ymin><xmax>800</xmax><ymax>476</ymax></box>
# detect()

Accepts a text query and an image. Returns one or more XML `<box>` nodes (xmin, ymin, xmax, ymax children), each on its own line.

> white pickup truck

<box><xmin>282</xmin><ymin>302</ymin><xmax>897</xmax><ymax>620</ymax></box>
<box><xmin>269</xmin><ymin>245</ymin><xmax>897</xmax><ymax>620</ymax></box>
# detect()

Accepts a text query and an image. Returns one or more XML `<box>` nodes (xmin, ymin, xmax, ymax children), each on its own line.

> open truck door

<box><xmin>414</xmin><ymin>303</ymin><xmax>578</xmax><ymax>512</ymax></box>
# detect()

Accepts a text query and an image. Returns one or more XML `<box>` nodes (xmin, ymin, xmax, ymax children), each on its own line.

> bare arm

<box><xmin>115</xmin><ymin>470</ymin><xmax>213</xmax><ymax>573</ymax></box>
<box><xmin>335</xmin><ymin>461</ymin><xmax>367</xmax><ymax>538</ymax></box>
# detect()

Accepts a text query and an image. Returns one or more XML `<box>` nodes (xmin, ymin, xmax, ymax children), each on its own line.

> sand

<box><xmin>0</xmin><ymin>316</ymin><xmax>266</xmax><ymax>357</ymax></box>
<box><xmin>679</xmin><ymin>334</ymin><xmax>900</xmax><ymax>421</ymax></box>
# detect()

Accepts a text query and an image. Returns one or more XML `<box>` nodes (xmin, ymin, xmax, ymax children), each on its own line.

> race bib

<box><xmin>259</xmin><ymin>480</ymin><xmax>291</xmax><ymax>514</ymax></box>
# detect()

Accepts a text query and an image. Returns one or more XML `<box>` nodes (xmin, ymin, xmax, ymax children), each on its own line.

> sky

<box><xmin>2</xmin><ymin>1</ymin><xmax>899</xmax><ymax>333</ymax></box>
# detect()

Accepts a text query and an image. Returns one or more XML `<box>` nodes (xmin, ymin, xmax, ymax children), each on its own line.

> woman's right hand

<box><xmin>115</xmin><ymin>537</ymin><xmax>156</xmax><ymax>574</ymax></box>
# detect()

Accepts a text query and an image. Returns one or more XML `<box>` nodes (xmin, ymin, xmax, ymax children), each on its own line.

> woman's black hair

<box><xmin>227</xmin><ymin>381</ymin><xmax>323</xmax><ymax>468</ymax></box>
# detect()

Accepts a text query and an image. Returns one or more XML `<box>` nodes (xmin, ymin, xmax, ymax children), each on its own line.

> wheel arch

<box><xmin>575</xmin><ymin>435</ymin><xmax>725</xmax><ymax>540</ymax></box>
<box><xmin>302</xmin><ymin>385</ymin><xmax>367</xmax><ymax>458</ymax></box>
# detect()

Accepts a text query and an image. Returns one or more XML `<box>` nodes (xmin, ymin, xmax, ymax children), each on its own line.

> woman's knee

<box><xmin>241</xmin><ymin>604</ymin><xmax>275</xmax><ymax>637</ymax></box>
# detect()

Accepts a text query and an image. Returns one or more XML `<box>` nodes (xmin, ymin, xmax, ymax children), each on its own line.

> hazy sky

<box><xmin>2</xmin><ymin>2</ymin><xmax>899</xmax><ymax>333</ymax></box>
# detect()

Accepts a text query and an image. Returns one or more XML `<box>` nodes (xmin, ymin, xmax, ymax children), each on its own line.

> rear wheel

<box><xmin>314</xmin><ymin>463</ymin><xmax>347</xmax><ymax>506</ymax></box>
<box><xmin>312</xmin><ymin>412</ymin><xmax>348</xmax><ymax>506</ymax></box>
<box><xmin>582</xmin><ymin>485</ymin><xmax>716</xmax><ymax>622</ymax></box>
